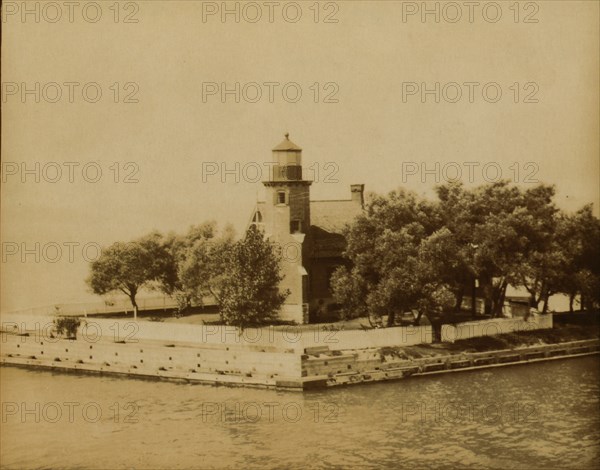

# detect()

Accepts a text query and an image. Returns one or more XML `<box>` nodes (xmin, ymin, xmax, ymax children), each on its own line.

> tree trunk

<box><xmin>529</xmin><ymin>293</ymin><xmax>537</xmax><ymax>308</ymax></box>
<box><xmin>542</xmin><ymin>294</ymin><xmax>549</xmax><ymax>314</ymax></box>
<box><xmin>480</xmin><ymin>276</ymin><xmax>493</xmax><ymax>316</ymax></box>
<box><xmin>387</xmin><ymin>311</ymin><xmax>396</xmax><ymax>327</ymax></box>
<box><xmin>129</xmin><ymin>294</ymin><xmax>139</xmax><ymax>320</ymax></box>
<box><xmin>522</xmin><ymin>276</ymin><xmax>538</xmax><ymax>309</ymax></box>
<box><xmin>495</xmin><ymin>280</ymin><xmax>508</xmax><ymax>317</ymax></box>
<box><xmin>569</xmin><ymin>293</ymin><xmax>575</xmax><ymax>313</ymax></box>
<box><xmin>533</xmin><ymin>281</ymin><xmax>546</xmax><ymax>311</ymax></box>
<box><xmin>454</xmin><ymin>285</ymin><xmax>465</xmax><ymax>312</ymax></box>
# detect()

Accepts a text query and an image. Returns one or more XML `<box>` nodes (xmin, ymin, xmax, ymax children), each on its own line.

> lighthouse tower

<box><xmin>263</xmin><ymin>133</ymin><xmax>312</xmax><ymax>237</ymax></box>
<box><xmin>248</xmin><ymin>133</ymin><xmax>365</xmax><ymax>324</ymax></box>
<box><xmin>259</xmin><ymin>133</ymin><xmax>311</xmax><ymax>323</ymax></box>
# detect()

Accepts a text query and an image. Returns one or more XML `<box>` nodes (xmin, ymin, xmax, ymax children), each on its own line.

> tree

<box><xmin>436</xmin><ymin>181</ymin><xmax>559</xmax><ymax>317</ymax></box>
<box><xmin>216</xmin><ymin>226</ymin><xmax>289</xmax><ymax>328</ymax></box>
<box><xmin>518</xmin><ymin>211</ymin><xmax>569</xmax><ymax>313</ymax></box>
<box><xmin>154</xmin><ymin>222</ymin><xmax>288</xmax><ymax>326</ymax></box>
<box><xmin>330</xmin><ymin>266</ymin><xmax>369</xmax><ymax>321</ymax></box>
<box><xmin>434</xmin><ymin>183</ymin><xmax>475</xmax><ymax>311</ymax></box>
<box><xmin>173</xmin><ymin>223</ymin><xmax>235</xmax><ymax>312</ymax></box>
<box><xmin>557</xmin><ymin>205</ymin><xmax>600</xmax><ymax>311</ymax></box>
<box><xmin>332</xmin><ymin>189</ymin><xmax>452</xmax><ymax>327</ymax></box>
<box><xmin>334</xmin><ymin>181</ymin><xmax>576</xmax><ymax>325</ymax></box>
<box><xmin>87</xmin><ymin>233</ymin><xmax>170</xmax><ymax>319</ymax></box>
<box><xmin>417</xmin><ymin>226</ymin><xmax>473</xmax><ymax>313</ymax></box>
<box><xmin>157</xmin><ymin>222</ymin><xmax>225</xmax><ymax>313</ymax></box>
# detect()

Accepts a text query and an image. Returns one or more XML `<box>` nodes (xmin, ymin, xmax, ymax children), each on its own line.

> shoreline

<box><xmin>311</xmin><ymin>338</ymin><xmax>599</xmax><ymax>389</ymax></box>
<box><xmin>2</xmin><ymin>324</ymin><xmax>598</xmax><ymax>390</ymax></box>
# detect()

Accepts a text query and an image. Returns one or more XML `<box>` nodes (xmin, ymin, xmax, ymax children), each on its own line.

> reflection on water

<box><xmin>1</xmin><ymin>357</ymin><xmax>598</xmax><ymax>469</ymax></box>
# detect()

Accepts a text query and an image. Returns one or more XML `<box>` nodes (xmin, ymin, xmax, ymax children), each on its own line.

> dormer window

<box><xmin>277</xmin><ymin>191</ymin><xmax>286</xmax><ymax>205</ymax></box>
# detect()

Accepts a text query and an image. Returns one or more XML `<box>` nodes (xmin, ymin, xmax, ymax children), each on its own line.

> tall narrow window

<box><xmin>277</xmin><ymin>191</ymin><xmax>286</xmax><ymax>205</ymax></box>
<box><xmin>290</xmin><ymin>220</ymin><xmax>301</xmax><ymax>233</ymax></box>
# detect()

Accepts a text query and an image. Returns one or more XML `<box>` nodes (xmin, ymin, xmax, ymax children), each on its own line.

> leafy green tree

<box><xmin>518</xmin><ymin>204</ymin><xmax>600</xmax><ymax>313</ymax></box>
<box><xmin>87</xmin><ymin>233</ymin><xmax>170</xmax><ymax>318</ymax></box>
<box><xmin>417</xmin><ymin>225</ymin><xmax>473</xmax><ymax>312</ymax></box>
<box><xmin>332</xmin><ymin>189</ymin><xmax>452</xmax><ymax>326</ymax></box>
<box><xmin>518</xmin><ymin>210</ymin><xmax>570</xmax><ymax>313</ymax></box>
<box><xmin>330</xmin><ymin>266</ymin><xmax>369</xmax><ymax>321</ymax></box>
<box><xmin>335</xmin><ymin>181</ymin><xmax>572</xmax><ymax>324</ymax></box>
<box><xmin>158</xmin><ymin>222</ymin><xmax>224</xmax><ymax>313</ymax></box>
<box><xmin>436</xmin><ymin>181</ymin><xmax>558</xmax><ymax>316</ymax></box>
<box><xmin>560</xmin><ymin>205</ymin><xmax>600</xmax><ymax>311</ymax></box>
<box><xmin>174</xmin><ymin>223</ymin><xmax>235</xmax><ymax>311</ymax></box>
<box><xmin>155</xmin><ymin>222</ymin><xmax>288</xmax><ymax>325</ymax></box>
<box><xmin>216</xmin><ymin>226</ymin><xmax>289</xmax><ymax>328</ymax></box>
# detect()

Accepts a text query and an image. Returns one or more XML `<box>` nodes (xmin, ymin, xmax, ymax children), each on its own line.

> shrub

<box><xmin>53</xmin><ymin>317</ymin><xmax>81</xmax><ymax>339</ymax></box>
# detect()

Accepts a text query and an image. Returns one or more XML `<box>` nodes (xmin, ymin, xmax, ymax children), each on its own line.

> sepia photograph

<box><xmin>1</xmin><ymin>1</ymin><xmax>599</xmax><ymax>469</ymax></box>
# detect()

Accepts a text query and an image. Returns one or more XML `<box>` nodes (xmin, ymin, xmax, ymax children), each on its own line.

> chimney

<box><xmin>350</xmin><ymin>184</ymin><xmax>365</xmax><ymax>207</ymax></box>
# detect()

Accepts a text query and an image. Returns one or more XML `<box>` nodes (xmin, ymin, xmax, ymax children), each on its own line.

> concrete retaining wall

<box><xmin>2</xmin><ymin>314</ymin><xmax>551</xmax><ymax>352</ymax></box>
<box><xmin>300</xmin><ymin>325</ymin><xmax>433</xmax><ymax>351</ymax></box>
<box><xmin>440</xmin><ymin>315</ymin><xmax>553</xmax><ymax>343</ymax></box>
<box><xmin>0</xmin><ymin>314</ymin><xmax>433</xmax><ymax>351</ymax></box>
<box><xmin>1</xmin><ymin>314</ymin><xmax>301</xmax><ymax>351</ymax></box>
<box><xmin>1</xmin><ymin>332</ymin><xmax>301</xmax><ymax>379</ymax></box>
<box><xmin>278</xmin><ymin>304</ymin><xmax>306</xmax><ymax>324</ymax></box>
<box><xmin>3</xmin><ymin>312</ymin><xmax>586</xmax><ymax>391</ymax></box>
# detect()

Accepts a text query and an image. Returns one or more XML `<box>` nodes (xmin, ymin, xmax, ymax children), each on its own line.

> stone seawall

<box><xmin>1</xmin><ymin>313</ymin><xmax>582</xmax><ymax>391</ymax></box>
<box><xmin>2</xmin><ymin>331</ymin><xmax>596</xmax><ymax>390</ymax></box>
<box><xmin>0</xmin><ymin>330</ymin><xmax>301</xmax><ymax>389</ymax></box>
<box><xmin>299</xmin><ymin>339</ymin><xmax>599</xmax><ymax>388</ymax></box>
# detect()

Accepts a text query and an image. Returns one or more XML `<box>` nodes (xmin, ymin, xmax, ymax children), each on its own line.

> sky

<box><xmin>1</xmin><ymin>0</ymin><xmax>599</xmax><ymax>312</ymax></box>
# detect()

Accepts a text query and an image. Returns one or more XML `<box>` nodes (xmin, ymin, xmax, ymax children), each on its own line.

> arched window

<box><xmin>252</xmin><ymin>211</ymin><xmax>263</xmax><ymax>223</ymax></box>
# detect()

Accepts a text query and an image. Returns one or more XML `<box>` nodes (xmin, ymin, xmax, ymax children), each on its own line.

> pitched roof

<box><xmin>272</xmin><ymin>134</ymin><xmax>302</xmax><ymax>152</ymax></box>
<box><xmin>253</xmin><ymin>199</ymin><xmax>363</xmax><ymax>234</ymax></box>
<box><xmin>309</xmin><ymin>200</ymin><xmax>363</xmax><ymax>258</ymax></box>
<box><xmin>310</xmin><ymin>200</ymin><xmax>364</xmax><ymax>233</ymax></box>
<box><xmin>252</xmin><ymin>199</ymin><xmax>363</xmax><ymax>258</ymax></box>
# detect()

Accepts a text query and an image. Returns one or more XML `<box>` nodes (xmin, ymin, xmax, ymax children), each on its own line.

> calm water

<box><xmin>1</xmin><ymin>357</ymin><xmax>599</xmax><ymax>470</ymax></box>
